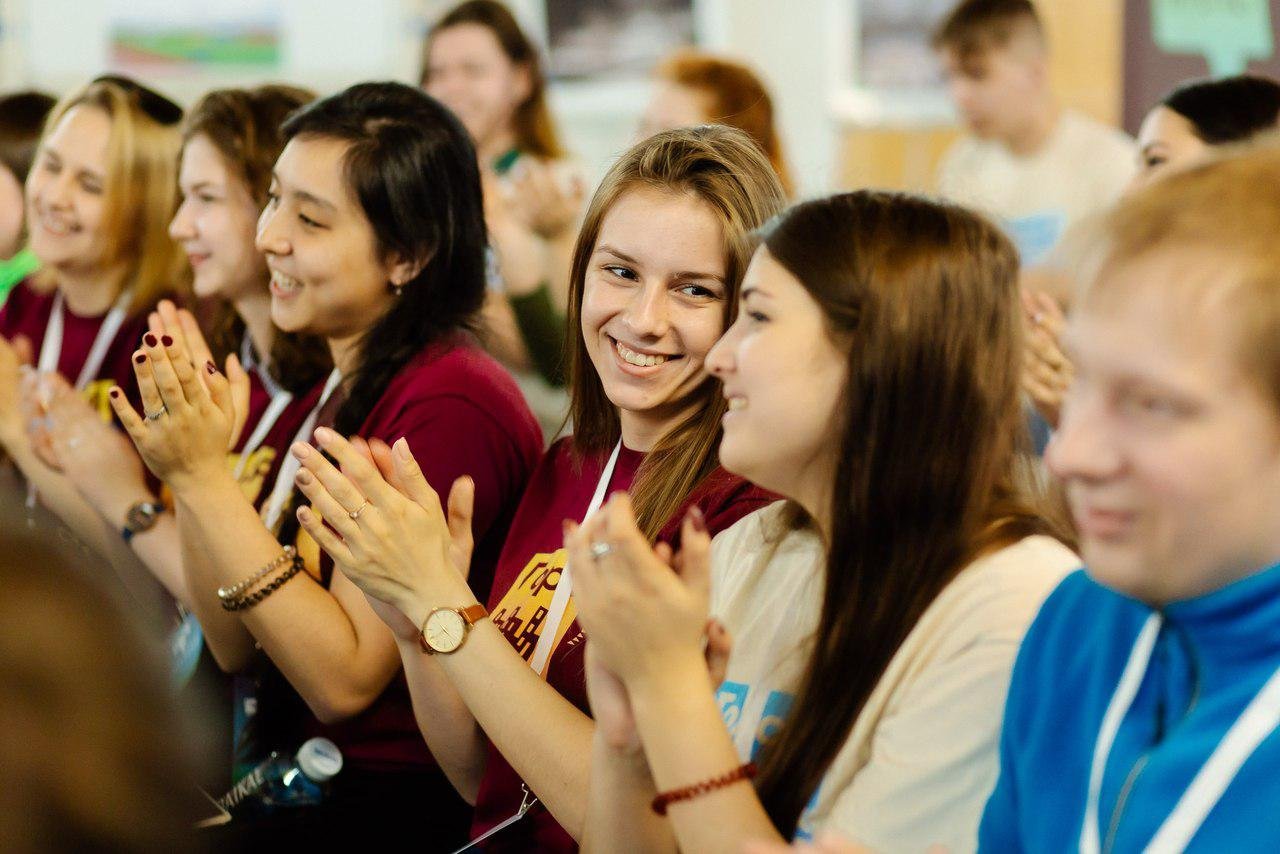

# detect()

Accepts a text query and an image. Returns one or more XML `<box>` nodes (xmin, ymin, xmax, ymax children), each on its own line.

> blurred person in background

<box><xmin>0</xmin><ymin>90</ymin><xmax>56</xmax><ymax>307</ymax></box>
<box><xmin>1022</xmin><ymin>74</ymin><xmax>1280</xmax><ymax>430</ymax></box>
<box><xmin>423</xmin><ymin>0</ymin><xmax>584</xmax><ymax>422</ymax></box>
<box><xmin>640</xmin><ymin>49</ymin><xmax>794</xmax><ymax>197</ymax></box>
<box><xmin>932</xmin><ymin>0</ymin><xmax>1133</xmax><ymax>270</ymax></box>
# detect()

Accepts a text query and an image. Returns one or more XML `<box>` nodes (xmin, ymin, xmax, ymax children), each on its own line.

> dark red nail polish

<box><xmin>143</xmin><ymin>333</ymin><xmax>158</xmax><ymax>348</ymax></box>
<box><xmin>206</xmin><ymin>361</ymin><xmax>216</xmax><ymax>375</ymax></box>
<box><xmin>134</xmin><ymin>353</ymin><xmax>146</xmax><ymax>364</ymax></box>
<box><xmin>687</xmin><ymin>505</ymin><xmax>707</xmax><ymax>534</ymax></box>
<box><xmin>161</xmin><ymin>335</ymin><xmax>173</xmax><ymax>347</ymax></box>
<box><xmin>109</xmin><ymin>388</ymin><xmax>120</xmax><ymax>399</ymax></box>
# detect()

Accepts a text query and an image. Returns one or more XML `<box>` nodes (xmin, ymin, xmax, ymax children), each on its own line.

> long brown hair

<box><xmin>36</xmin><ymin>77</ymin><xmax>187</xmax><ymax>316</ymax></box>
<box><xmin>566</xmin><ymin>126</ymin><xmax>785</xmax><ymax>539</ymax></box>
<box><xmin>181</xmin><ymin>85</ymin><xmax>330</xmax><ymax>394</ymax></box>
<box><xmin>752</xmin><ymin>191</ymin><xmax>1061</xmax><ymax>835</ymax></box>
<box><xmin>422</xmin><ymin>0</ymin><xmax>564</xmax><ymax>159</ymax></box>
<box><xmin>655</xmin><ymin>50</ymin><xmax>793</xmax><ymax>197</ymax></box>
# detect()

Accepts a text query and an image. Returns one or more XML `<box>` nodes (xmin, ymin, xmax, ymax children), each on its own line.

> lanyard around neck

<box><xmin>526</xmin><ymin>441</ymin><xmax>623</xmax><ymax>677</ymax></box>
<box><xmin>232</xmin><ymin>336</ymin><xmax>294</xmax><ymax>481</ymax></box>
<box><xmin>1081</xmin><ymin>612</ymin><xmax>1280</xmax><ymax>852</ymax></box>
<box><xmin>260</xmin><ymin>368</ymin><xmax>341</xmax><ymax>532</ymax></box>
<box><xmin>38</xmin><ymin>289</ymin><xmax>132</xmax><ymax>390</ymax></box>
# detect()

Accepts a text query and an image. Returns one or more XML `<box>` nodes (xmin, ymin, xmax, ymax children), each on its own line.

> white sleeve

<box><xmin>815</xmin><ymin>636</ymin><xmax>1022</xmax><ymax>854</ymax></box>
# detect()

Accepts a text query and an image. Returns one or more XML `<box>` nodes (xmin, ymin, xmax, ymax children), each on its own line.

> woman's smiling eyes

<box><xmin>261</xmin><ymin>188</ymin><xmax>325</xmax><ymax>229</ymax></box>
<box><xmin>603</xmin><ymin>264</ymin><xmax>638</xmax><ymax>281</ymax></box>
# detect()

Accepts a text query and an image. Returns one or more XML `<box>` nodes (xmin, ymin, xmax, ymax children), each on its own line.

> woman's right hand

<box><xmin>0</xmin><ymin>334</ymin><xmax>33</xmax><ymax>448</ymax></box>
<box><xmin>481</xmin><ymin>169</ymin><xmax>547</xmax><ymax>297</ymax></box>
<box><xmin>290</xmin><ymin>429</ymin><xmax>479</xmax><ymax>627</ymax></box>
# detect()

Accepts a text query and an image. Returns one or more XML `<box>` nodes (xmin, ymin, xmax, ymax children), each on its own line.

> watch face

<box><xmin>425</xmin><ymin>608</ymin><xmax>467</xmax><ymax>653</ymax></box>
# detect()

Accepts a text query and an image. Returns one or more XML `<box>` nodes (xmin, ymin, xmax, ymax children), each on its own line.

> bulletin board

<box><xmin>1124</xmin><ymin>0</ymin><xmax>1280</xmax><ymax>133</ymax></box>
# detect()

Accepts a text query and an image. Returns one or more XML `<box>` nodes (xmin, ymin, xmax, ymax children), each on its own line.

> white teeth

<box><xmin>727</xmin><ymin>397</ymin><xmax>746</xmax><ymax>411</ymax></box>
<box><xmin>615</xmin><ymin>340</ymin><xmax>668</xmax><ymax>368</ymax></box>
<box><xmin>43</xmin><ymin>218</ymin><xmax>72</xmax><ymax>235</ymax></box>
<box><xmin>271</xmin><ymin>270</ymin><xmax>301</xmax><ymax>293</ymax></box>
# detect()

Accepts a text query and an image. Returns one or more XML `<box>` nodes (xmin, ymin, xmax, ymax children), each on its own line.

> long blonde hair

<box><xmin>37</xmin><ymin>77</ymin><xmax>187</xmax><ymax>315</ymax></box>
<box><xmin>566</xmin><ymin>126</ymin><xmax>786</xmax><ymax>539</ymax></box>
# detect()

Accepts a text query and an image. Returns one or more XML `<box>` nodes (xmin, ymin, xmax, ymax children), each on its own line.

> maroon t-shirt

<box><xmin>471</xmin><ymin>437</ymin><xmax>776</xmax><ymax>851</ymax></box>
<box><xmin>295</xmin><ymin>333</ymin><xmax>544</xmax><ymax>771</ymax></box>
<box><xmin>0</xmin><ymin>279</ymin><xmax>151</xmax><ymax>412</ymax></box>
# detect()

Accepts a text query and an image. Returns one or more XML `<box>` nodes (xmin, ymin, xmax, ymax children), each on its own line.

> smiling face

<box><xmin>1129</xmin><ymin>105</ymin><xmax>1211</xmax><ymax>193</ymax></box>
<box><xmin>580</xmin><ymin>187</ymin><xmax>730</xmax><ymax>449</ymax></box>
<box><xmin>1047</xmin><ymin>250</ymin><xmax>1280</xmax><ymax>604</ymax></box>
<box><xmin>25</xmin><ymin>105</ymin><xmax>111</xmax><ymax>274</ymax></box>
<box><xmin>707</xmin><ymin>247</ymin><xmax>846</xmax><ymax>501</ymax></box>
<box><xmin>255</xmin><ymin>135</ymin><xmax>400</xmax><ymax>353</ymax></box>
<box><xmin>423</xmin><ymin>23</ymin><xmax>529</xmax><ymax>154</ymax></box>
<box><xmin>169</xmin><ymin>134</ymin><xmax>267</xmax><ymax>301</ymax></box>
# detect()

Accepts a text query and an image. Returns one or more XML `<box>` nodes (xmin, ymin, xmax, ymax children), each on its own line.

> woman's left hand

<box><xmin>290</xmin><ymin>427</ymin><xmax>477</xmax><ymax>626</ymax></box>
<box><xmin>108</xmin><ymin>332</ymin><xmax>237</xmax><ymax>491</ymax></box>
<box><xmin>507</xmin><ymin>158</ymin><xmax>584</xmax><ymax>240</ymax></box>
<box><xmin>39</xmin><ymin>372</ymin><xmax>154</xmax><ymax>522</ymax></box>
<box><xmin>568</xmin><ymin>493</ymin><xmax>713</xmax><ymax>690</ymax></box>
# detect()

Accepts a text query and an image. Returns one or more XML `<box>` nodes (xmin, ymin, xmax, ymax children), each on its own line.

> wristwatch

<box><xmin>418</xmin><ymin>603</ymin><xmax>489</xmax><ymax>655</ymax></box>
<box><xmin>122</xmin><ymin>501</ymin><xmax>165</xmax><ymax>543</ymax></box>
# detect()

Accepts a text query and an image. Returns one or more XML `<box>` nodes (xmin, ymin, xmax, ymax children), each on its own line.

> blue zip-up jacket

<box><xmin>980</xmin><ymin>564</ymin><xmax>1280</xmax><ymax>852</ymax></box>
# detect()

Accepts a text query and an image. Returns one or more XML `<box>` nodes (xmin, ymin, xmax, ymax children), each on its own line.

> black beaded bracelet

<box><xmin>220</xmin><ymin>555</ymin><xmax>304</xmax><ymax>612</ymax></box>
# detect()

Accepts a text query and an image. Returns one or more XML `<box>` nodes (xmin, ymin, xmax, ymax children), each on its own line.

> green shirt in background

<box><xmin>0</xmin><ymin>248</ymin><xmax>39</xmax><ymax>309</ymax></box>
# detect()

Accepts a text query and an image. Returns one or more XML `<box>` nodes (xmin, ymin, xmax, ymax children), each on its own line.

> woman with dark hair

<box><xmin>569</xmin><ymin>191</ymin><xmax>1079</xmax><ymax>852</ymax></box>
<box><xmin>0</xmin><ymin>90</ymin><xmax>55</xmax><ymax>305</ymax></box>
<box><xmin>1022</xmin><ymin>74</ymin><xmax>1280</xmax><ymax>430</ymax></box>
<box><xmin>1132</xmin><ymin>74</ymin><xmax>1280</xmax><ymax>190</ymax></box>
<box><xmin>109</xmin><ymin>81</ymin><xmax>543</xmax><ymax>841</ymax></box>
<box><xmin>289</xmin><ymin>126</ymin><xmax>783</xmax><ymax>852</ymax></box>
<box><xmin>423</xmin><ymin>0</ymin><xmax>584</xmax><ymax>396</ymax></box>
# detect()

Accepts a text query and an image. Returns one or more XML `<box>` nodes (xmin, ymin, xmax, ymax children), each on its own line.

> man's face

<box><xmin>940</xmin><ymin>43</ymin><xmax>1044</xmax><ymax>142</ymax></box>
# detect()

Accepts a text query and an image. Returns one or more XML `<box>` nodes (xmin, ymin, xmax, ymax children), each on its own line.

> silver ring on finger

<box><xmin>145</xmin><ymin>404</ymin><xmax>167</xmax><ymax>421</ymax></box>
<box><xmin>590</xmin><ymin>541</ymin><xmax>613</xmax><ymax>562</ymax></box>
<box><xmin>349</xmin><ymin>499</ymin><xmax>371</xmax><ymax>521</ymax></box>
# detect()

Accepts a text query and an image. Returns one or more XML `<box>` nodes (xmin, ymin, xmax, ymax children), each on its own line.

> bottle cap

<box><xmin>296</xmin><ymin>737</ymin><xmax>343</xmax><ymax>782</ymax></box>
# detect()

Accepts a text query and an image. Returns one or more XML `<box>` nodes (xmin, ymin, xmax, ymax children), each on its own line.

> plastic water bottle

<box><xmin>218</xmin><ymin>737</ymin><xmax>343</xmax><ymax>817</ymax></box>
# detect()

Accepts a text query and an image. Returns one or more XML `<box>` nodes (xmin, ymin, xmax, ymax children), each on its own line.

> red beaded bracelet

<box><xmin>651</xmin><ymin>762</ymin><xmax>757</xmax><ymax>816</ymax></box>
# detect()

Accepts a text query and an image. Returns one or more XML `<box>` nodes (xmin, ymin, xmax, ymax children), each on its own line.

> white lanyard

<box><xmin>526</xmin><ymin>440</ymin><xmax>622</xmax><ymax>677</ymax></box>
<box><xmin>1081</xmin><ymin>612</ymin><xmax>1280</xmax><ymax>853</ymax></box>
<box><xmin>232</xmin><ymin>337</ymin><xmax>293</xmax><ymax>481</ymax></box>
<box><xmin>260</xmin><ymin>368</ymin><xmax>341</xmax><ymax>532</ymax></box>
<box><xmin>38</xmin><ymin>289</ymin><xmax>132</xmax><ymax>390</ymax></box>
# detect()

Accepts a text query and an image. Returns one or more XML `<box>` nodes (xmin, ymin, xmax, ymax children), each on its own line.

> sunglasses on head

<box><xmin>91</xmin><ymin>74</ymin><xmax>183</xmax><ymax>126</ymax></box>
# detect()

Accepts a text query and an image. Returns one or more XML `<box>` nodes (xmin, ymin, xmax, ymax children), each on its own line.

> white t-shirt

<box><xmin>936</xmin><ymin>109</ymin><xmax>1135</xmax><ymax>266</ymax></box>
<box><xmin>709</xmin><ymin>501</ymin><xmax>1080</xmax><ymax>852</ymax></box>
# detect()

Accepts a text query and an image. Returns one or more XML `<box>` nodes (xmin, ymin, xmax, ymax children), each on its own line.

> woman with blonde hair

<box><xmin>0</xmin><ymin>76</ymin><xmax>185</xmax><ymax>527</ymax></box>
<box><xmin>290</xmin><ymin>125</ymin><xmax>785</xmax><ymax>851</ymax></box>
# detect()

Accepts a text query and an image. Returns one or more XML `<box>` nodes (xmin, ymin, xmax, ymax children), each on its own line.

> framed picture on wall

<box><xmin>544</xmin><ymin>0</ymin><xmax>695</xmax><ymax>79</ymax></box>
<box><xmin>829</xmin><ymin>0</ymin><xmax>955</xmax><ymax>124</ymax></box>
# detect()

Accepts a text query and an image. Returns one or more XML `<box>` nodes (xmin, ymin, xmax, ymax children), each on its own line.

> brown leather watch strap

<box><xmin>459</xmin><ymin>603</ymin><xmax>489</xmax><ymax>625</ymax></box>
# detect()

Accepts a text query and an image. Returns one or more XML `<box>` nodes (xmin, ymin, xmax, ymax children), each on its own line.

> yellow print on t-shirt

<box><xmin>84</xmin><ymin>379</ymin><xmax>116</xmax><ymax>422</ymax></box>
<box><xmin>491</xmin><ymin>549</ymin><xmax>578</xmax><ymax>672</ymax></box>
